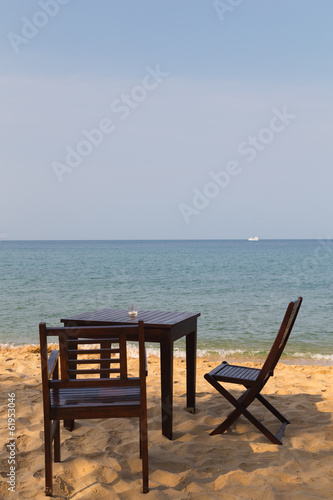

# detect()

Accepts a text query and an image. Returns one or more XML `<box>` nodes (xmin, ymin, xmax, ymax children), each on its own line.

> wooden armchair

<box><xmin>39</xmin><ymin>321</ymin><xmax>149</xmax><ymax>495</ymax></box>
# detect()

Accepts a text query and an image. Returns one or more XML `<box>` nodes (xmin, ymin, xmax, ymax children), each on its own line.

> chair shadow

<box><xmin>141</xmin><ymin>388</ymin><xmax>332</xmax><ymax>491</ymax></box>
<box><xmin>50</xmin><ymin>389</ymin><xmax>332</xmax><ymax>496</ymax></box>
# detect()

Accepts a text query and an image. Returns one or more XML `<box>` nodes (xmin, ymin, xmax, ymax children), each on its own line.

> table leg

<box><xmin>186</xmin><ymin>329</ymin><xmax>197</xmax><ymax>413</ymax></box>
<box><xmin>160</xmin><ymin>337</ymin><xmax>173</xmax><ymax>440</ymax></box>
<box><xmin>64</xmin><ymin>419</ymin><xmax>74</xmax><ymax>431</ymax></box>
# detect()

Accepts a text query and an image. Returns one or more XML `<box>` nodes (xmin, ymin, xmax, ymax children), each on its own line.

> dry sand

<box><xmin>1</xmin><ymin>346</ymin><xmax>333</xmax><ymax>499</ymax></box>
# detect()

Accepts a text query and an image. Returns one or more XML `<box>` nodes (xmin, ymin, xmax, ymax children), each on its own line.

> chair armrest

<box><xmin>48</xmin><ymin>350</ymin><xmax>59</xmax><ymax>378</ymax></box>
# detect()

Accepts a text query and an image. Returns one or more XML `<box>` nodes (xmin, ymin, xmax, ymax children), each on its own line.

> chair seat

<box><xmin>50</xmin><ymin>386</ymin><xmax>141</xmax><ymax>408</ymax></box>
<box><xmin>208</xmin><ymin>361</ymin><xmax>261</xmax><ymax>385</ymax></box>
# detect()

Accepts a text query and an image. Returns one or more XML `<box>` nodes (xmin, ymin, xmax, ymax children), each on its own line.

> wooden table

<box><xmin>61</xmin><ymin>309</ymin><xmax>200</xmax><ymax>440</ymax></box>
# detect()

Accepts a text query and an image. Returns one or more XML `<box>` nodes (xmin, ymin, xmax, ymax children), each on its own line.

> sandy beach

<box><xmin>1</xmin><ymin>346</ymin><xmax>333</xmax><ymax>499</ymax></box>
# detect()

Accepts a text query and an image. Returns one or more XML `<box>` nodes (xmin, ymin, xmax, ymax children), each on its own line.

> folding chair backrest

<box><xmin>258</xmin><ymin>297</ymin><xmax>302</xmax><ymax>383</ymax></box>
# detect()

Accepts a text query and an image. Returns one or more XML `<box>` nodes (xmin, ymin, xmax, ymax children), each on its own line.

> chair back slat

<box><xmin>68</xmin><ymin>348</ymin><xmax>119</xmax><ymax>355</ymax></box>
<box><xmin>116</xmin><ymin>334</ymin><xmax>125</xmax><ymax>380</ymax></box>
<box><xmin>66</xmin><ymin>337</ymin><xmax>122</xmax><ymax>379</ymax></box>
<box><xmin>68</xmin><ymin>367</ymin><xmax>121</xmax><ymax>375</ymax></box>
<box><xmin>59</xmin><ymin>335</ymin><xmax>69</xmax><ymax>381</ymax></box>
<box><xmin>68</xmin><ymin>358</ymin><xmax>121</xmax><ymax>365</ymax></box>
<box><xmin>259</xmin><ymin>297</ymin><xmax>302</xmax><ymax>382</ymax></box>
<box><xmin>40</xmin><ymin>323</ymin><xmax>145</xmax><ymax>387</ymax></box>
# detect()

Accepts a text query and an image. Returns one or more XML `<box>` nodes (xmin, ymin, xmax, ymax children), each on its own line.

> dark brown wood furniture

<box><xmin>61</xmin><ymin>309</ymin><xmax>200</xmax><ymax>440</ymax></box>
<box><xmin>204</xmin><ymin>298</ymin><xmax>303</xmax><ymax>445</ymax></box>
<box><xmin>39</xmin><ymin>321</ymin><xmax>149</xmax><ymax>496</ymax></box>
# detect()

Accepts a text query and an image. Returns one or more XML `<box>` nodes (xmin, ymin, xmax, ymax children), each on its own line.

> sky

<box><xmin>0</xmin><ymin>0</ymin><xmax>332</xmax><ymax>240</ymax></box>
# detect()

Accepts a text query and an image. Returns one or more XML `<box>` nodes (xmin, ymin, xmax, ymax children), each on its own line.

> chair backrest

<box><xmin>39</xmin><ymin>322</ymin><xmax>146</xmax><ymax>393</ymax></box>
<box><xmin>258</xmin><ymin>297</ymin><xmax>302</xmax><ymax>383</ymax></box>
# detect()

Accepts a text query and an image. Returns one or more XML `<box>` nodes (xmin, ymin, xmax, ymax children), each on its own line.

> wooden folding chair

<box><xmin>39</xmin><ymin>321</ymin><xmax>149</xmax><ymax>496</ymax></box>
<box><xmin>204</xmin><ymin>298</ymin><xmax>302</xmax><ymax>445</ymax></box>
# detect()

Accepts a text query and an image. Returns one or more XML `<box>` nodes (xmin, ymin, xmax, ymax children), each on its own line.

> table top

<box><xmin>61</xmin><ymin>309</ymin><xmax>200</xmax><ymax>329</ymax></box>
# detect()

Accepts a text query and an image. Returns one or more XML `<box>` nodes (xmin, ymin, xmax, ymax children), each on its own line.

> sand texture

<box><xmin>1</xmin><ymin>347</ymin><xmax>333</xmax><ymax>499</ymax></box>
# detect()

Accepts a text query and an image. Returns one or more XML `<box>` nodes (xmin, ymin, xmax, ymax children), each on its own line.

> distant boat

<box><xmin>248</xmin><ymin>236</ymin><xmax>259</xmax><ymax>241</ymax></box>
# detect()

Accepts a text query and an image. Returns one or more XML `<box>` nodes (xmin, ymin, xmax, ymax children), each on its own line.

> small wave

<box><xmin>0</xmin><ymin>343</ymin><xmax>40</xmax><ymax>350</ymax></box>
<box><xmin>291</xmin><ymin>352</ymin><xmax>333</xmax><ymax>362</ymax></box>
<box><xmin>196</xmin><ymin>348</ymin><xmax>257</xmax><ymax>358</ymax></box>
<box><xmin>1</xmin><ymin>343</ymin><xmax>332</xmax><ymax>365</ymax></box>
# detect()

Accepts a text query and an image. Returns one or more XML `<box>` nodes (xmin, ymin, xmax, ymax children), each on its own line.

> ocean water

<box><xmin>0</xmin><ymin>239</ymin><xmax>332</xmax><ymax>364</ymax></box>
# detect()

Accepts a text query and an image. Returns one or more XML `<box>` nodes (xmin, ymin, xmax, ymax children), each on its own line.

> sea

<box><xmin>0</xmin><ymin>239</ymin><xmax>332</xmax><ymax>364</ymax></box>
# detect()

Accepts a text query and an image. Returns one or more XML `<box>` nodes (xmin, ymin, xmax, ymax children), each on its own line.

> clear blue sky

<box><xmin>0</xmin><ymin>0</ymin><xmax>332</xmax><ymax>239</ymax></box>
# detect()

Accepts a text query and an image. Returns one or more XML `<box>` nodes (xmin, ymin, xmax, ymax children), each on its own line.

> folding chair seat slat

<box><xmin>226</xmin><ymin>366</ymin><xmax>259</xmax><ymax>380</ymax></box>
<box><xmin>239</xmin><ymin>367</ymin><xmax>260</xmax><ymax>381</ymax></box>
<box><xmin>212</xmin><ymin>363</ymin><xmax>260</xmax><ymax>383</ymax></box>
<box><xmin>204</xmin><ymin>298</ymin><xmax>302</xmax><ymax>445</ymax></box>
<box><xmin>223</xmin><ymin>365</ymin><xmax>250</xmax><ymax>378</ymax></box>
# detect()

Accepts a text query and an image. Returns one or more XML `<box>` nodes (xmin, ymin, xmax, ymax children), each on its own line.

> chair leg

<box><xmin>256</xmin><ymin>394</ymin><xmax>290</xmax><ymax>424</ymax></box>
<box><xmin>140</xmin><ymin>416</ymin><xmax>149</xmax><ymax>494</ymax></box>
<box><xmin>54</xmin><ymin>420</ymin><xmax>61</xmax><ymax>463</ymax></box>
<box><xmin>210</xmin><ymin>388</ymin><xmax>252</xmax><ymax>435</ymax></box>
<box><xmin>139</xmin><ymin>419</ymin><xmax>142</xmax><ymax>459</ymax></box>
<box><xmin>210</xmin><ymin>390</ymin><xmax>259</xmax><ymax>437</ymax></box>
<box><xmin>206</xmin><ymin>375</ymin><xmax>253</xmax><ymax>434</ymax></box>
<box><xmin>210</xmin><ymin>407</ymin><xmax>242</xmax><ymax>435</ymax></box>
<box><xmin>44</xmin><ymin>419</ymin><xmax>53</xmax><ymax>496</ymax></box>
<box><xmin>206</xmin><ymin>376</ymin><xmax>285</xmax><ymax>444</ymax></box>
<box><xmin>239</xmin><ymin>404</ymin><xmax>284</xmax><ymax>445</ymax></box>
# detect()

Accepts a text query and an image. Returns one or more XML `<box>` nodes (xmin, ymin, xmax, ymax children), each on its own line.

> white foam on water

<box><xmin>1</xmin><ymin>343</ymin><xmax>332</xmax><ymax>366</ymax></box>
